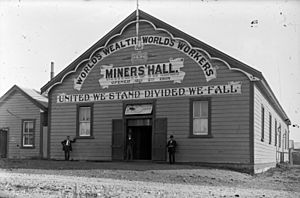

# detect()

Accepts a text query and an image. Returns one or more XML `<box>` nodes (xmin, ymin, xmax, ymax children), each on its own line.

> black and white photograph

<box><xmin>0</xmin><ymin>0</ymin><xmax>300</xmax><ymax>197</ymax></box>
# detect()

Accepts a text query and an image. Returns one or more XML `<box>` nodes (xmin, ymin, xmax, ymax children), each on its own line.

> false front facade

<box><xmin>41</xmin><ymin>10</ymin><xmax>290</xmax><ymax>173</ymax></box>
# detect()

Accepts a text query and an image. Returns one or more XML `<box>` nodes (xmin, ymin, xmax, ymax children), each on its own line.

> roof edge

<box><xmin>41</xmin><ymin>9</ymin><xmax>263</xmax><ymax>93</ymax></box>
<box><xmin>0</xmin><ymin>85</ymin><xmax>48</xmax><ymax>112</ymax></box>
<box><xmin>41</xmin><ymin>10</ymin><xmax>137</xmax><ymax>93</ymax></box>
<box><xmin>138</xmin><ymin>10</ymin><xmax>263</xmax><ymax>79</ymax></box>
<box><xmin>256</xmin><ymin>78</ymin><xmax>290</xmax><ymax>125</ymax></box>
<box><xmin>39</xmin><ymin>9</ymin><xmax>288</xmax><ymax>124</ymax></box>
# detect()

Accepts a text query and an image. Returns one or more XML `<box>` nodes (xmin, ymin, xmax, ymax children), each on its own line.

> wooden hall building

<box><xmin>41</xmin><ymin>10</ymin><xmax>290</xmax><ymax>173</ymax></box>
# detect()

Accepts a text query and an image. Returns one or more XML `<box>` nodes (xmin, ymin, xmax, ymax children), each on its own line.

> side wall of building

<box><xmin>0</xmin><ymin>91</ymin><xmax>41</xmax><ymax>159</ymax></box>
<box><xmin>253</xmin><ymin>84</ymin><xmax>289</xmax><ymax>173</ymax></box>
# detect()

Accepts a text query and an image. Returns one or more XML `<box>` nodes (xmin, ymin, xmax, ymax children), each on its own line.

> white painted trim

<box><xmin>46</xmin><ymin>19</ymin><xmax>259</xmax><ymax>93</ymax></box>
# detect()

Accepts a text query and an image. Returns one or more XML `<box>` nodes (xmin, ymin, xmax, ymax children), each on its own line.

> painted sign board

<box><xmin>99</xmin><ymin>58</ymin><xmax>185</xmax><ymax>88</ymax></box>
<box><xmin>73</xmin><ymin>36</ymin><xmax>217</xmax><ymax>91</ymax></box>
<box><xmin>125</xmin><ymin>104</ymin><xmax>153</xmax><ymax>115</ymax></box>
<box><xmin>58</xmin><ymin>81</ymin><xmax>241</xmax><ymax>103</ymax></box>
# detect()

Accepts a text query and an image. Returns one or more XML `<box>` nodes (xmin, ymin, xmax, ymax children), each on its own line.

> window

<box><xmin>274</xmin><ymin>120</ymin><xmax>277</xmax><ymax>146</ymax></box>
<box><xmin>261</xmin><ymin>105</ymin><xmax>265</xmax><ymax>142</ymax></box>
<box><xmin>190</xmin><ymin>99</ymin><xmax>210</xmax><ymax>137</ymax></box>
<box><xmin>77</xmin><ymin>104</ymin><xmax>93</xmax><ymax>138</ymax></box>
<box><xmin>285</xmin><ymin>130</ymin><xmax>289</xmax><ymax>149</ymax></box>
<box><xmin>284</xmin><ymin>130</ymin><xmax>287</xmax><ymax>149</ymax></box>
<box><xmin>278</xmin><ymin>124</ymin><xmax>281</xmax><ymax>148</ymax></box>
<box><xmin>22</xmin><ymin>120</ymin><xmax>35</xmax><ymax>148</ymax></box>
<box><xmin>269</xmin><ymin>113</ymin><xmax>272</xmax><ymax>144</ymax></box>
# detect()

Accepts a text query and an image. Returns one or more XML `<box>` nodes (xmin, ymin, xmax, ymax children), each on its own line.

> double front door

<box><xmin>112</xmin><ymin>118</ymin><xmax>167</xmax><ymax>161</ymax></box>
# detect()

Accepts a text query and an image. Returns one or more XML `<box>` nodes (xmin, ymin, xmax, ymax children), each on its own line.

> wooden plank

<box><xmin>253</xmin><ymin>85</ymin><xmax>289</xmax><ymax>164</ymax></box>
<box><xmin>152</xmin><ymin>118</ymin><xmax>167</xmax><ymax>161</ymax></box>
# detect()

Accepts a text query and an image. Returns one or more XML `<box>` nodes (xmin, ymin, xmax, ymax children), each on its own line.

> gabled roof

<box><xmin>40</xmin><ymin>9</ymin><xmax>289</xmax><ymax>124</ymax></box>
<box><xmin>0</xmin><ymin>85</ymin><xmax>48</xmax><ymax>111</ymax></box>
<box><xmin>41</xmin><ymin>10</ymin><xmax>263</xmax><ymax>93</ymax></box>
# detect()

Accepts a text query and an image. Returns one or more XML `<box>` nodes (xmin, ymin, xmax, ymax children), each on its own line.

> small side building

<box><xmin>0</xmin><ymin>85</ymin><xmax>48</xmax><ymax>159</ymax></box>
<box><xmin>291</xmin><ymin>141</ymin><xmax>300</xmax><ymax>165</ymax></box>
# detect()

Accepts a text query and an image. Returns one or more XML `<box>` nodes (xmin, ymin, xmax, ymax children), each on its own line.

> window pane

<box><xmin>80</xmin><ymin>107</ymin><xmax>90</xmax><ymax>121</ymax></box>
<box><xmin>193</xmin><ymin>101</ymin><xmax>201</xmax><ymax>117</ymax></box>
<box><xmin>24</xmin><ymin>121</ymin><xmax>34</xmax><ymax>133</ymax></box>
<box><xmin>23</xmin><ymin>134</ymin><xmax>33</xmax><ymax>146</ymax></box>
<box><xmin>24</xmin><ymin>122</ymin><xmax>29</xmax><ymax>132</ymax></box>
<box><xmin>27</xmin><ymin>122</ymin><xmax>33</xmax><ymax>130</ymax></box>
<box><xmin>29</xmin><ymin>124</ymin><xmax>34</xmax><ymax>132</ymax></box>
<box><xmin>29</xmin><ymin>135</ymin><xmax>34</xmax><ymax>145</ymax></box>
<box><xmin>24</xmin><ymin>122</ymin><xmax>27</xmax><ymax>131</ymax></box>
<box><xmin>80</xmin><ymin>122</ymin><xmax>90</xmax><ymax>136</ymax></box>
<box><xmin>193</xmin><ymin>118</ymin><xmax>208</xmax><ymax>135</ymax></box>
<box><xmin>23</xmin><ymin>135</ymin><xmax>29</xmax><ymax>145</ymax></box>
<box><xmin>201</xmin><ymin>101</ymin><xmax>208</xmax><ymax>117</ymax></box>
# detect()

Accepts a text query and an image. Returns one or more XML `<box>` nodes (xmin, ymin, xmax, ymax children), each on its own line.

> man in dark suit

<box><xmin>166</xmin><ymin>135</ymin><xmax>177</xmax><ymax>164</ymax></box>
<box><xmin>126</xmin><ymin>131</ymin><xmax>134</xmax><ymax>161</ymax></box>
<box><xmin>61</xmin><ymin>136</ymin><xmax>76</xmax><ymax>160</ymax></box>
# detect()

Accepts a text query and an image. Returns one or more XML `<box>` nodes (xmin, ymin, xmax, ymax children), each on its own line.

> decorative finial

<box><xmin>135</xmin><ymin>0</ymin><xmax>143</xmax><ymax>50</ymax></box>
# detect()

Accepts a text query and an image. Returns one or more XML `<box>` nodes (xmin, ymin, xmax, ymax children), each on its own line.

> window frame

<box><xmin>274</xmin><ymin>119</ymin><xmax>277</xmax><ymax>146</ymax></box>
<box><xmin>189</xmin><ymin>98</ymin><xmax>211</xmax><ymax>138</ymax></box>
<box><xmin>76</xmin><ymin>103</ymin><xmax>94</xmax><ymax>139</ymax></box>
<box><xmin>284</xmin><ymin>130</ymin><xmax>287</xmax><ymax>149</ymax></box>
<box><xmin>269</xmin><ymin>113</ymin><xmax>272</xmax><ymax>144</ymax></box>
<box><xmin>261</xmin><ymin>105</ymin><xmax>265</xmax><ymax>142</ymax></box>
<box><xmin>278</xmin><ymin>123</ymin><xmax>281</xmax><ymax>148</ymax></box>
<box><xmin>285</xmin><ymin>130</ymin><xmax>288</xmax><ymax>150</ymax></box>
<box><xmin>21</xmin><ymin>119</ymin><xmax>35</xmax><ymax>149</ymax></box>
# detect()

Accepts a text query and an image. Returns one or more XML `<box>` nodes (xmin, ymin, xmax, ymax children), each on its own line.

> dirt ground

<box><xmin>0</xmin><ymin>159</ymin><xmax>300</xmax><ymax>198</ymax></box>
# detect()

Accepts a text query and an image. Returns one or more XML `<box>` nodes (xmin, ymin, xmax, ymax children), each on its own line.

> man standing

<box><xmin>126</xmin><ymin>130</ymin><xmax>134</xmax><ymax>161</ymax></box>
<box><xmin>167</xmin><ymin>135</ymin><xmax>177</xmax><ymax>164</ymax></box>
<box><xmin>61</xmin><ymin>136</ymin><xmax>76</xmax><ymax>161</ymax></box>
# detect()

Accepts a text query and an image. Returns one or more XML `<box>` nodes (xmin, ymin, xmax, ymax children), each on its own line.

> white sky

<box><xmin>0</xmin><ymin>0</ymin><xmax>300</xmax><ymax>142</ymax></box>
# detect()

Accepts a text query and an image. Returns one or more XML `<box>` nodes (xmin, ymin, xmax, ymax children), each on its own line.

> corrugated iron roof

<box><xmin>0</xmin><ymin>85</ymin><xmax>48</xmax><ymax>111</ymax></box>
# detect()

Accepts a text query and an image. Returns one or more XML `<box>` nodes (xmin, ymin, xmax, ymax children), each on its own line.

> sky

<box><xmin>0</xmin><ymin>0</ymin><xmax>300</xmax><ymax>142</ymax></box>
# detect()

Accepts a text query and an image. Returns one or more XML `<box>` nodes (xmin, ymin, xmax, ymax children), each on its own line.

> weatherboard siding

<box><xmin>50</xmin><ymin>101</ymin><xmax>122</xmax><ymax>160</ymax></box>
<box><xmin>48</xmin><ymin>19</ymin><xmax>252</xmax><ymax>163</ymax></box>
<box><xmin>156</xmin><ymin>82</ymin><xmax>250</xmax><ymax>163</ymax></box>
<box><xmin>0</xmin><ymin>91</ymin><xmax>41</xmax><ymax>159</ymax></box>
<box><xmin>253</xmin><ymin>84</ymin><xmax>289</xmax><ymax>171</ymax></box>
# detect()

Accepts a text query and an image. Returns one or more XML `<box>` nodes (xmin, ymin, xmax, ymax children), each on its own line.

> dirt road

<box><xmin>0</xmin><ymin>160</ymin><xmax>299</xmax><ymax>197</ymax></box>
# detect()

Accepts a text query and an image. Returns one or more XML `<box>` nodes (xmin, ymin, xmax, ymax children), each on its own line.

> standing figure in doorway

<box><xmin>61</xmin><ymin>136</ymin><xmax>76</xmax><ymax>161</ymax></box>
<box><xmin>126</xmin><ymin>130</ymin><xmax>134</xmax><ymax>161</ymax></box>
<box><xmin>167</xmin><ymin>135</ymin><xmax>177</xmax><ymax>164</ymax></box>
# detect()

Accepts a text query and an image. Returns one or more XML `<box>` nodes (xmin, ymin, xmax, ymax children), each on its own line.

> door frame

<box><xmin>0</xmin><ymin>127</ymin><xmax>9</xmax><ymax>158</ymax></box>
<box><xmin>123</xmin><ymin>99</ymin><xmax>156</xmax><ymax>160</ymax></box>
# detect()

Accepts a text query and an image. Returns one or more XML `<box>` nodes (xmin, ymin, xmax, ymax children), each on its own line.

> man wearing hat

<box><xmin>166</xmin><ymin>135</ymin><xmax>177</xmax><ymax>164</ymax></box>
<box><xmin>61</xmin><ymin>136</ymin><xmax>76</xmax><ymax>161</ymax></box>
<box><xmin>126</xmin><ymin>130</ymin><xmax>134</xmax><ymax>161</ymax></box>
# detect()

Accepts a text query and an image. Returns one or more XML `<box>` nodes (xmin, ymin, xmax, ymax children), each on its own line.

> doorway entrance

<box><xmin>111</xmin><ymin>102</ymin><xmax>167</xmax><ymax>161</ymax></box>
<box><xmin>0</xmin><ymin>128</ymin><xmax>8</xmax><ymax>158</ymax></box>
<box><xmin>127</xmin><ymin>119</ymin><xmax>152</xmax><ymax>160</ymax></box>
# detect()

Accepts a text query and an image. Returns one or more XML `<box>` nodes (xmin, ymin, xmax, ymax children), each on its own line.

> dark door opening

<box><xmin>0</xmin><ymin>128</ymin><xmax>8</xmax><ymax>158</ymax></box>
<box><xmin>127</xmin><ymin>119</ymin><xmax>152</xmax><ymax>160</ymax></box>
